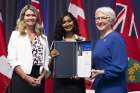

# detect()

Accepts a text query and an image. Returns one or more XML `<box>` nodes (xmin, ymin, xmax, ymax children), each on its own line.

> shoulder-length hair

<box><xmin>16</xmin><ymin>4</ymin><xmax>43</xmax><ymax>36</ymax></box>
<box><xmin>54</xmin><ymin>12</ymin><xmax>79</xmax><ymax>41</ymax></box>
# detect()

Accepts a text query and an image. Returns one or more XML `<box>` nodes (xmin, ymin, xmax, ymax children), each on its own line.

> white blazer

<box><xmin>8</xmin><ymin>31</ymin><xmax>50</xmax><ymax>74</ymax></box>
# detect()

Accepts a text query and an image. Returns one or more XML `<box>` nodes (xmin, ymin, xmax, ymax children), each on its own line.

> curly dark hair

<box><xmin>54</xmin><ymin>12</ymin><xmax>79</xmax><ymax>41</ymax></box>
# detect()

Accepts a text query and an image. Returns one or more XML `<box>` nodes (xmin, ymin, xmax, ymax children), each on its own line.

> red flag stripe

<box><xmin>70</xmin><ymin>0</ymin><xmax>83</xmax><ymax>8</ymax></box>
<box><xmin>0</xmin><ymin>12</ymin><xmax>11</xmax><ymax>93</ymax></box>
<box><xmin>0</xmin><ymin>12</ymin><xmax>7</xmax><ymax>56</ymax></box>
<box><xmin>128</xmin><ymin>83</ymin><xmax>140</xmax><ymax>92</ymax></box>
<box><xmin>0</xmin><ymin>73</ymin><xmax>10</xmax><ymax>93</ymax></box>
<box><xmin>77</xmin><ymin>16</ymin><xmax>89</xmax><ymax>39</ymax></box>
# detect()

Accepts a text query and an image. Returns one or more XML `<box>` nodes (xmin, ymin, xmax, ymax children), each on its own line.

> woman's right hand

<box><xmin>50</xmin><ymin>49</ymin><xmax>59</xmax><ymax>57</ymax></box>
<box><xmin>90</xmin><ymin>69</ymin><xmax>104</xmax><ymax>79</ymax></box>
<box><xmin>24</xmin><ymin>75</ymin><xmax>40</xmax><ymax>87</ymax></box>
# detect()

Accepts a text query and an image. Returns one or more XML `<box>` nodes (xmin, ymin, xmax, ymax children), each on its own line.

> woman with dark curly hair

<box><xmin>50</xmin><ymin>12</ymin><xmax>86</xmax><ymax>93</ymax></box>
<box><xmin>54</xmin><ymin>12</ymin><xmax>84</xmax><ymax>41</ymax></box>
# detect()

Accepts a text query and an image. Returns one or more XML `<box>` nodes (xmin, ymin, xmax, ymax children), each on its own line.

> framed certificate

<box><xmin>53</xmin><ymin>41</ymin><xmax>92</xmax><ymax>78</ymax></box>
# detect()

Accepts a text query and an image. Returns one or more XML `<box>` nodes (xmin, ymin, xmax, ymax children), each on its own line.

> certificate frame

<box><xmin>53</xmin><ymin>41</ymin><xmax>92</xmax><ymax>78</ymax></box>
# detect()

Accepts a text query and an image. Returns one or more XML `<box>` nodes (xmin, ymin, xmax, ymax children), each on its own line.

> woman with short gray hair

<box><xmin>91</xmin><ymin>6</ymin><xmax>128</xmax><ymax>93</ymax></box>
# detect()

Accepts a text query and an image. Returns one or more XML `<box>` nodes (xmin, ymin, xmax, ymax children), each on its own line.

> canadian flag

<box><xmin>68</xmin><ymin>0</ymin><xmax>89</xmax><ymax>40</ymax></box>
<box><xmin>0</xmin><ymin>12</ymin><xmax>13</xmax><ymax>93</ymax></box>
<box><xmin>68</xmin><ymin>0</ymin><xmax>92</xmax><ymax>90</ymax></box>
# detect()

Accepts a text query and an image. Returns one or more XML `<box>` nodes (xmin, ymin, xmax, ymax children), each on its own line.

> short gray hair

<box><xmin>95</xmin><ymin>7</ymin><xmax>116</xmax><ymax>22</ymax></box>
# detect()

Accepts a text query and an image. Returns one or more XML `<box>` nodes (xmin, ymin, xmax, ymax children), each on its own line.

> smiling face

<box><xmin>95</xmin><ymin>11</ymin><xmax>111</xmax><ymax>31</ymax></box>
<box><xmin>24</xmin><ymin>9</ymin><xmax>37</xmax><ymax>27</ymax></box>
<box><xmin>62</xmin><ymin>15</ymin><xmax>74</xmax><ymax>32</ymax></box>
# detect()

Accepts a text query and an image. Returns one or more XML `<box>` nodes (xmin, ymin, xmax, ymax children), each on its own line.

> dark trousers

<box><xmin>6</xmin><ymin>65</ymin><xmax>45</xmax><ymax>93</ymax></box>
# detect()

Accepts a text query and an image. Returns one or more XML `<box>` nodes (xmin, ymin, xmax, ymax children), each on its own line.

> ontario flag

<box><xmin>114</xmin><ymin>0</ymin><xmax>140</xmax><ymax>92</ymax></box>
<box><xmin>0</xmin><ymin>12</ymin><xmax>13</xmax><ymax>93</ymax></box>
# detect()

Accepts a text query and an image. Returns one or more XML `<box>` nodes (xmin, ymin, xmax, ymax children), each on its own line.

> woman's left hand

<box><xmin>35</xmin><ymin>75</ymin><xmax>44</xmax><ymax>85</ymax></box>
<box><xmin>50</xmin><ymin>49</ymin><xmax>59</xmax><ymax>57</ymax></box>
<box><xmin>90</xmin><ymin>69</ymin><xmax>104</xmax><ymax>79</ymax></box>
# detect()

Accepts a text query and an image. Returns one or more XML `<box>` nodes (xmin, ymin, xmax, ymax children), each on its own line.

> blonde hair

<box><xmin>16</xmin><ymin>5</ymin><xmax>43</xmax><ymax>36</ymax></box>
<box><xmin>95</xmin><ymin>7</ymin><xmax>116</xmax><ymax>23</ymax></box>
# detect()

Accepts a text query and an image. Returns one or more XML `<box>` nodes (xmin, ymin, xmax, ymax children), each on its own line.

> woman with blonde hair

<box><xmin>7</xmin><ymin>5</ymin><xmax>50</xmax><ymax>93</ymax></box>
